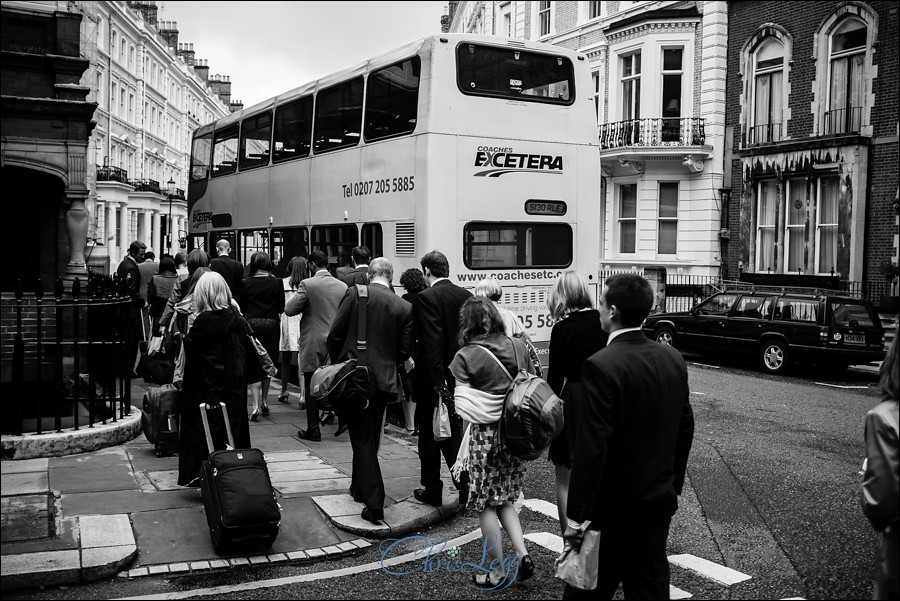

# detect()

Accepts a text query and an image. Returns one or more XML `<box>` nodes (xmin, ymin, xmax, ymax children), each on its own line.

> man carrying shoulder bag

<box><xmin>325</xmin><ymin>258</ymin><xmax>413</xmax><ymax>523</ymax></box>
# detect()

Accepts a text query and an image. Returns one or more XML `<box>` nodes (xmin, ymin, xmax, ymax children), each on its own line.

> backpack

<box><xmin>477</xmin><ymin>339</ymin><xmax>564</xmax><ymax>461</ymax></box>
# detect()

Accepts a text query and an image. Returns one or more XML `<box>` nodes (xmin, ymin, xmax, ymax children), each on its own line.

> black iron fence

<box><xmin>96</xmin><ymin>165</ymin><xmax>129</xmax><ymax>183</ymax></box>
<box><xmin>1</xmin><ymin>274</ymin><xmax>134</xmax><ymax>436</ymax></box>
<box><xmin>598</xmin><ymin>117</ymin><xmax>706</xmax><ymax>150</ymax></box>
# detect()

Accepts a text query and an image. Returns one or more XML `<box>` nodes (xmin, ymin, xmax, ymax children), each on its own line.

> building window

<box><xmin>619</xmin><ymin>183</ymin><xmax>637</xmax><ymax>254</ymax></box>
<box><xmin>589</xmin><ymin>1</ymin><xmax>603</xmax><ymax>19</ymax></box>
<box><xmin>661</xmin><ymin>48</ymin><xmax>683</xmax><ymax>143</ymax></box>
<box><xmin>119</xmin><ymin>88</ymin><xmax>126</xmax><ymax>116</ymax></box>
<box><xmin>785</xmin><ymin>178</ymin><xmax>806</xmax><ymax>272</ymax></box>
<box><xmin>500</xmin><ymin>2</ymin><xmax>513</xmax><ymax>37</ymax></box>
<box><xmin>621</xmin><ymin>52</ymin><xmax>641</xmax><ymax>121</ymax></box>
<box><xmin>817</xmin><ymin>176</ymin><xmax>839</xmax><ymax>274</ymax></box>
<box><xmin>128</xmin><ymin>93</ymin><xmax>134</xmax><ymax>124</ymax></box>
<box><xmin>751</xmin><ymin>38</ymin><xmax>784</xmax><ymax>145</ymax></box>
<box><xmin>593</xmin><ymin>70</ymin><xmax>601</xmax><ymax>122</ymax></box>
<box><xmin>111</xmin><ymin>82</ymin><xmax>117</xmax><ymax>116</ymax></box>
<box><xmin>658</xmin><ymin>182</ymin><xmax>678</xmax><ymax>255</ymax></box>
<box><xmin>756</xmin><ymin>180</ymin><xmax>777</xmax><ymax>272</ymax></box>
<box><xmin>538</xmin><ymin>1</ymin><xmax>551</xmax><ymax>36</ymax></box>
<box><xmin>111</xmin><ymin>30</ymin><xmax>117</xmax><ymax>60</ymax></box>
<box><xmin>826</xmin><ymin>18</ymin><xmax>866</xmax><ymax>135</ymax></box>
<box><xmin>120</xmin><ymin>38</ymin><xmax>126</xmax><ymax>64</ymax></box>
<box><xmin>128</xmin><ymin>45</ymin><xmax>135</xmax><ymax>72</ymax></box>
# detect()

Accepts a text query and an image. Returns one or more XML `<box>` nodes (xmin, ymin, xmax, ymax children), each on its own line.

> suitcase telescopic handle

<box><xmin>199</xmin><ymin>402</ymin><xmax>236</xmax><ymax>454</ymax></box>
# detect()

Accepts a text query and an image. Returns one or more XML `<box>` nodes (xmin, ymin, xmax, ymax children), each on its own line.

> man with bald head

<box><xmin>326</xmin><ymin>258</ymin><xmax>413</xmax><ymax>523</ymax></box>
<box><xmin>209</xmin><ymin>239</ymin><xmax>244</xmax><ymax>299</ymax></box>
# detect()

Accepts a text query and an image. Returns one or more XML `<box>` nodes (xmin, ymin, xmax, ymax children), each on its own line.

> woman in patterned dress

<box><xmin>449</xmin><ymin>296</ymin><xmax>535</xmax><ymax>588</ymax></box>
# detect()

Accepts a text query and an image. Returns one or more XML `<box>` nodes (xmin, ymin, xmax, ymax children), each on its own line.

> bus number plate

<box><xmin>525</xmin><ymin>200</ymin><xmax>566</xmax><ymax>216</ymax></box>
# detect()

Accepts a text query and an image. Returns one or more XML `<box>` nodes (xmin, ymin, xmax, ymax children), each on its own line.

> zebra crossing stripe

<box><xmin>522</xmin><ymin>497</ymin><xmax>559</xmax><ymax>520</ymax></box>
<box><xmin>668</xmin><ymin>554</ymin><xmax>752</xmax><ymax>586</ymax></box>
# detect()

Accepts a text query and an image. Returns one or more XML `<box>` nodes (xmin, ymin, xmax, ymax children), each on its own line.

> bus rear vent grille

<box><xmin>395</xmin><ymin>223</ymin><xmax>416</xmax><ymax>256</ymax></box>
<box><xmin>506</xmin><ymin>289</ymin><xmax>548</xmax><ymax>304</ymax></box>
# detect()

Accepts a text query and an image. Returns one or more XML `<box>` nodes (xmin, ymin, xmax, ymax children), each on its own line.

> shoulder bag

<box><xmin>309</xmin><ymin>285</ymin><xmax>372</xmax><ymax>411</ymax></box>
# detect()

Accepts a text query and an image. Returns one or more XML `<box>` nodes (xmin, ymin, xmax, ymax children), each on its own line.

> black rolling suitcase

<box><xmin>141</xmin><ymin>385</ymin><xmax>180</xmax><ymax>457</ymax></box>
<box><xmin>198</xmin><ymin>402</ymin><xmax>281</xmax><ymax>553</ymax></box>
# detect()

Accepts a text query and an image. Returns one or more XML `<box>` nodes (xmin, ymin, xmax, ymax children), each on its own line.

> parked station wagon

<box><xmin>642</xmin><ymin>289</ymin><xmax>886</xmax><ymax>374</ymax></box>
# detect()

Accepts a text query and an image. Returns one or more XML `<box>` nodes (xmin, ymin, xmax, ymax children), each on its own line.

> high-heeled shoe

<box><xmin>518</xmin><ymin>554</ymin><xmax>535</xmax><ymax>581</ymax></box>
<box><xmin>471</xmin><ymin>573</ymin><xmax>503</xmax><ymax>589</ymax></box>
<box><xmin>260</xmin><ymin>402</ymin><xmax>270</xmax><ymax>416</ymax></box>
<box><xmin>250</xmin><ymin>408</ymin><xmax>260</xmax><ymax>422</ymax></box>
<box><xmin>277</xmin><ymin>392</ymin><xmax>290</xmax><ymax>403</ymax></box>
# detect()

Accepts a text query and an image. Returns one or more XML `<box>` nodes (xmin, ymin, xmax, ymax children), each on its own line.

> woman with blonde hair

<box><xmin>177</xmin><ymin>271</ymin><xmax>253</xmax><ymax>486</ymax></box>
<box><xmin>546</xmin><ymin>270</ymin><xmax>608</xmax><ymax>536</ymax></box>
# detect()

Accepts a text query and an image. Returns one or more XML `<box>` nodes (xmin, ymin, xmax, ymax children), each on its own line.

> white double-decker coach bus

<box><xmin>187</xmin><ymin>34</ymin><xmax>600</xmax><ymax>366</ymax></box>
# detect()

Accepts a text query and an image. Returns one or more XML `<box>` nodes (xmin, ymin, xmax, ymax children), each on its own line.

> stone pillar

<box><xmin>118</xmin><ymin>204</ymin><xmax>130</xmax><ymax>264</ymax></box>
<box><xmin>105</xmin><ymin>201</ymin><xmax>118</xmax><ymax>272</ymax></box>
<box><xmin>643</xmin><ymin>265</ymin><xmax>668</xmax><ymax>315</ymax></box>
<box><xmin>152</xmin><ymin>211</ymin><xmax>161</xmax><ymax>257</ymax></box>
<box><xmin>63</xmin><ymin>190</ymin><xmax>90</xmax><ymax>280</ymax></box>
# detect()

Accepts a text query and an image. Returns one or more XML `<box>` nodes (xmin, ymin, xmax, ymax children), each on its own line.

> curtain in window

<box><xmin>757</xmin><ymin>182</ymin><xmax>776</xmax><ymax>271</ymax></box>
<box><xmin>786</xmin><ymin>180</ymin><xmax>805</xmax><ymax>272</ymax></box>
<box><xmin>818</xmin><ymin>177</ymin><xmax>839</xmax><ymax>273</ymax></box>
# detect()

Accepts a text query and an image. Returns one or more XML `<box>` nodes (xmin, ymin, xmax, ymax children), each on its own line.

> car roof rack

<box><xmin>719</xmin><ymin>280</ymin><xmax>858</xmax><ymax>298</ymax></box>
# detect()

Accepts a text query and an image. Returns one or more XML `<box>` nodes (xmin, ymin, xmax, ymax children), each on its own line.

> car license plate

<box><xmin>845</xmin><ymin>333</ymin><xmax>865</xmax><ymax>345</ymax></box>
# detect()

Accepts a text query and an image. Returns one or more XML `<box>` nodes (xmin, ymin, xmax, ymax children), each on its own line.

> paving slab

<box><xmin>49</xmin><ymin>464</ymin><xmax>138</xmax><ymax>494</ymax></box>
<box><xmin>61</xmin><ymin>488</ymin><xmax>201</xmax><ymax>518</ymax></box>
<box><xmin>247</xmin><ymin>424</ymin><xmax>305</xmax><ymax>439</ymax></box>
<box><xmin>80</xmin><ymin>514</ymin><xmax>135</xmax><ymax>548</ymax></box>
<box><xmin>1</xmin><ymin>516</ymin><xmax>78</xmax><ymax>556</ymax></box>
<box><xmin>52</xmin><ymin>445</ymin><xmax>130</xmax><ymax>468</ymax></box>
<box><xmin>264</xmin><ymin>450</ymin><xmax>319</xmax><ymax>463</ymax></box>
<box><xmin>1</xmin><ymin>457</ymin><xmax>49</xmax><ymax>474</ymax></box>
<box><xmin>313</xmin><ymin>494</ymin><xmax>363</xmax><ymax>518</ymax></box>
<box><xmin>253</xmin><ymin>437</ymin><xmax>311</xmax><ymax>452</ymax></box>
<box><xmin>1</xmin><ymin>549</ymin><xmax>81</xmax><ymax>589</ymax></box>
<box><xmin>267</xmin><ymin>459</ymin><xmax>330</xmax><ymax>473</ymax></box>
<box><xmin>269</xmin><ymin>468</ymin><xmax>347</xmax><ymax>484</ymax></box>
<box><xmin>276</xmin><ymin>477</ymin><xmax>353</xmax><ymax>496</ymax></box>
<box><xmin>379</xmin><ymin>458</ymin><xmax>424</xmax><ymax>479</ymax></box>
<box><xmin>0</xmin><ymin>493</ymin><xmax>52</xmax><ymax>542</ymax></box>
<box><xmin>2</xmin><ymin>471</ymin><xmax>49</xmax><ymax>495</ymax></box>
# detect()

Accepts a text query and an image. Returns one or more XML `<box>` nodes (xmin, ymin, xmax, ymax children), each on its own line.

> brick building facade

<box><xmin>724</xmin><ymin>1</ymin><xmax>899</xmax><ymax>290</ymax></box>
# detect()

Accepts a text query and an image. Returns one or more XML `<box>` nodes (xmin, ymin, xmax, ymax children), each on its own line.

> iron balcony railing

<box><xmin>599</xmin><ymin>117</ymin><xmax>706</xmax><ymax>150</ymax></box>
<box><xmin>823</xmin><ymin>106</ymin><xmax>863</xmax><ymax>136</ymax></box>
<box><xmin>96</xmin><ymin>165</ymin><xmax>129</xmax><ymax>183</ymax></box>
<box><xmin>129</xmin><ymin>178</ymin><xmax>163</xmax><ymax>194</ymax></box>
<box><xmin>744</xmin><ymin>122</ymin><xmax>783</xmax><ymax>146</ymax></box>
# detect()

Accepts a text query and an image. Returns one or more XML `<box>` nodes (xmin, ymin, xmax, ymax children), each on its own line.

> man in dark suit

<box><xmin>209</xmin><ymin>239</ymin><xmax>244</xmax><ymax>299</ymax></box>
<box><xmin>116</xmin><ymin>241</ymin><xmax>146</xmax><ymax>377</ymax></box>
<box><xmin>563</xmin><ymin>273</ymin><xmax>694</xmax><ymax>600</ymax></box>
<box><xmin>340</xmin><ymin>245</ymin><xmax>371</xmax><ymax>286</ymax></box>
<box><xmin>285</xmin><ymin>249</ymin><xmax>348</xmax><ymax>440</ymax></box>
<box><xmin>327</xmin><ymin>258</ymin><xmax>413</xmax><ymax>523</ymax></box>
<box><xmin>413</xmin><ymin>250</ymin><xmax>471</xmax><ymax>508</ymax></box>
<box><xmin>137</xmin><ymin>250</ymin><xmax>158</xmax><ymax>339</ymax></box>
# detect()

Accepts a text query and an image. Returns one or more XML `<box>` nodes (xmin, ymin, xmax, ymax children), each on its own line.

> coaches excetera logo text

<box><xmin>474</xmin><ymin>146</ymin><xmax>563</xmax><ymax>178</ymax></box>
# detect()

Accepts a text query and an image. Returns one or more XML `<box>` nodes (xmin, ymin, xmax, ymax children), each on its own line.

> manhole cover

<box><xmin>0</xmin><ymin>492</ymin><xmax>55</xmax><ymax>543</ymax></box>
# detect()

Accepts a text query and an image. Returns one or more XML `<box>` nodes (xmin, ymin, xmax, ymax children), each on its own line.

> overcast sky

<box><xmin>161</xmin><ymin>1</ymin><xmax>448</xmax><ymax>108</ymax></box>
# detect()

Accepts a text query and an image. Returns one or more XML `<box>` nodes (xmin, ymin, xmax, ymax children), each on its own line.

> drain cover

<box><xmin>0</xmin><ymin>492</ymin><xmax>54</xmax><ymax>543</ymax></box>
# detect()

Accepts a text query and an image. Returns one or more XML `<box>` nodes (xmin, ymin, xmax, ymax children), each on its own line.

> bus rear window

<box><xmin>464</xmin><ymin>222</ymin><xmax>572</xmax><ymax>269</ymax></box>
<box><xmin>190</xmin><ymin>133</ymin><xmax>212</xmax><ymax>181</ymax></box>
<box><xmin>457</xmin><ymin>44</ymin><xmax>574</xmax><ymax>105</ymax></box>
<box><xmin>365</xmin><ymin>56</ymin><xmax>420</xmax><ymax>142</ymax></box>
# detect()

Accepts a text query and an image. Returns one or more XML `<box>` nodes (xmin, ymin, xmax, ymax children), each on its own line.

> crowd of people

<box><xmin>116</xmin><ymin>240</ymin><xmax>896</xmax><ymax>599</ymax></box>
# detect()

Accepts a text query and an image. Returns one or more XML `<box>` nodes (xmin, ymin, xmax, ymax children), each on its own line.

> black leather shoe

<box><xmin>519</xmin><ymin>554</ymin><xmax>535</xmax><ymax>581</ymax></box>
<box><xmin>413</xmin><ymin>488</ymin><xmax>442</xmax><ymax>507</ymax></box>
<box><xmin>361</xmin><ymin>507</ymin><xmax>384</xmax><ymax>523</ymax></box>
<box><xmin>335</xmin><ymin>421</ymin><xmax>349</xmax><ymax>437</ymax></box>
<box><xmin>297</xmin><ymin>428</ymin><xmax>321</xmax><ymax>442</ymax></box>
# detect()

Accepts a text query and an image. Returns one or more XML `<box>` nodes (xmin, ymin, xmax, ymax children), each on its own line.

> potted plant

<box><xmin>879</xmin><ymin>257</ymin><xmax>900</xmax><ymax>314</ymax></box>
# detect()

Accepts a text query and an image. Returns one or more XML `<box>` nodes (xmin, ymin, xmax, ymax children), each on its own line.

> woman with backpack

<box><xmin>449</xmin><ymin>296</ymin><xmax>535</xmax><ymax>588</ymax></box>
<box><xmin>546</xmin><ymin>270</ymin><xmax>608</xmax><ymax>537</ymax></box>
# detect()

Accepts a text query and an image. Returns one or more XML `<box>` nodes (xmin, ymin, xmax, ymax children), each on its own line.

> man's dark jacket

<box><xmin>415</xmin><ymin>279</ymin><xmax>472</xmax><ymax>394</ymax></box>
<box><xmin>210</xmin><ymin>255</ymin><xmax>245</xmax><ymax>298</ymax></box>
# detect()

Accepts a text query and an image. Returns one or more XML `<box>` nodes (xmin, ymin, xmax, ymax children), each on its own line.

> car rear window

<box><xmin>775</xmin><ymin>298</ymin><xmax>818</xmax><ymax>323</ymax></box>
<box><xmin>830</xmin><ymin>301</ymin><xmax>875</xmax><ymax>327</ymax></box>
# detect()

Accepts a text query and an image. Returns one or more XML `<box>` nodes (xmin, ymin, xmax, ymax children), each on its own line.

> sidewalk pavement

<box><xmin>1</xmin><ymin>378</ymin><xmax>462</xmax><ymax>591</ymax></box>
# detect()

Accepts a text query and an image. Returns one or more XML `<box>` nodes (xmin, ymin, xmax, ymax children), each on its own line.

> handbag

<box><xmin>432</xmin><ymin>398</ymin><xmax>452</xmax><ymax>441</ymax></box>
<box><xmin>309</xmin><ymin>285</ymin><xmax>372</xmax><ymax>411</ymax></box>
<box><xmin>136</xmin><ymin>348</ymin><xmax>175</xmax><ymax>385</ymax></box>
<box><xmin>249</xmin><ymin>335</ymin><xmax>278</xmax><ymax>378</ymax></box>
<box><xmin>553</xmin><ymin>528</ymin><xmax>600</xmax><ymax>590</ymax></box>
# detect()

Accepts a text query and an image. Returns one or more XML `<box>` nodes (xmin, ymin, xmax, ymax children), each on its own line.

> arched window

<box><xmin>826</xmin><ymin>17</ymin><xmax>866</xmax><ymax>134</ymax></box>
<box><xmin>750</xmin><ymin>38</ymin><xmax>784</xmax><ymax>144</ymax></box>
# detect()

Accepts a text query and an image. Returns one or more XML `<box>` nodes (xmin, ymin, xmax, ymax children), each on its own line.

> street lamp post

<box><xmin>166</xmin><ymin>178</ymin><xmax>175</xmax><ymax>255</ymax></box>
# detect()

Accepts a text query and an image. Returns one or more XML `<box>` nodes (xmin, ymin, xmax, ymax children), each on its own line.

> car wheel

<box><xmin>760</xmin><ymin>340</ymin><xmax>790</xmax><ymax>374</ymax></box>
<box><xmin>655</xmin><ymin>327</ymin><xmax>676</xmax><ymax>347</ymax></box>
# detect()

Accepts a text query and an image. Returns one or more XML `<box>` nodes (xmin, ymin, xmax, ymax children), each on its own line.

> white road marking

<box><xmin>114</xmin><ymin>530</ymin><xmax>483</xmax><ymax>600</ymax></box>
<box><xmin>690</xmin><ymin>362</ymin><xmax>721</xmax><ymax>369</ymax></box>
<box><xmin>814</xmin><ymin>382</ymin><xmax>869</xmax><ymax>389</ymax></box>
<box><xmin>668</xmin><ymin>554</ymin><xmax>752</xmax><ymax>586</ymax></box>
<box><xmin>671</xmin><ymin>585</ymin><xmax>693</xmax><ymax>599</ymax></box>
<box><xmin>522</xmin><ymin>497</ymin><xmax>559</xmax><ymax>520</ymax></box>
<box><xmin>524</xmin><ymin>531</ymin><xmax>565</xmax><ymax>554</ymax></box>
<box><xmin>691</xmin><ymin>391</ymin><xmax>706</xmax><ymax>395</ymax></box>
